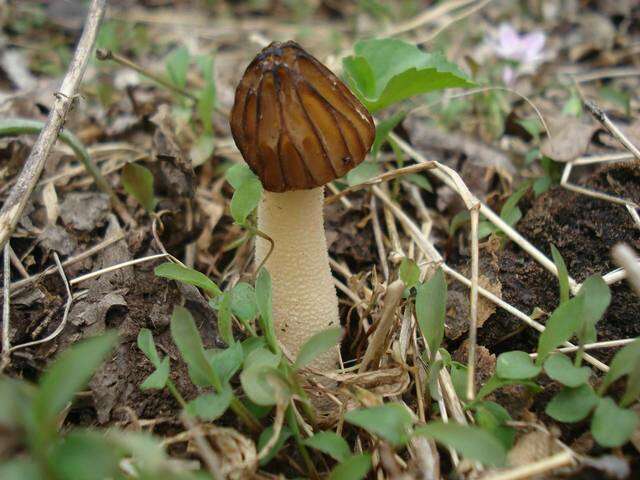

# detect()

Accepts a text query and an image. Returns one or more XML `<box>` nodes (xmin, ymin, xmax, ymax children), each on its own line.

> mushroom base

<box><xmin>255</xmin><ymin>187</ymin><xmax>340</xmax><ymax>371</ymax></box>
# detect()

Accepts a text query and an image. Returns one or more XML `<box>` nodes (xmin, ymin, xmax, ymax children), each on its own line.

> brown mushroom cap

<box><xmin>230</xmin><ymin>41</ymin><xmax>376</xmax><ymax>193</ymax></box>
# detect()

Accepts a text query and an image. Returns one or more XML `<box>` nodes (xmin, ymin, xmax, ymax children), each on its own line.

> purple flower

<box><xmin>488</xmin><ymin>23</ymin><xmax>547</xmax><ymax>84</ymax></box>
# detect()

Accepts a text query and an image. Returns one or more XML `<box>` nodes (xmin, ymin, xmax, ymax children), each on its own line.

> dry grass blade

<box><xmin>612</xmin><ymin>243</ymin><xmax>640</xmax><ymax>296</ymax></box>
<box><xmin>585</xmin><ymin>100</ymin><xmax>640</xmax><ymax>161</ymax></box>
<box><xmin>481</xmin><ymin>451</ymin><xmax>574</xmax><ymax>480</ymax></box>
<box><xmin>1</xmin><ymin>245</ymin><xmax>10</xmax><ymax>369</ymax></box>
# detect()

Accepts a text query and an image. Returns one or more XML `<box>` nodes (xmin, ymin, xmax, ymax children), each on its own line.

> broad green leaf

<box><xmin>536</xmin><ymin>296</ymin><xmax>584</xmax><ymax>364</ymax></box>
<box><xmin>399</xmin><ymin>257</ymin><xmax>420</xmax><ymax>289</ymax></box>
<box><xmin>371</xmin><ymin>111</ymin><xmax>405</xmax><ymax>158</ymax></box>
<box><xmin>344</xmin><ymin>403</ymin><xmax>413</xmax><ymax>447</ymax></box>
<box><xmin>343</xmin><ymin>39</ymin><xmax>474</xmax><ymax>112</ymax></box>
<box><xmin>106</xmin><ymin>430</ymin><xmax>168</xmax><ymax>473</ymax></box>
<box><xmin>295</xmin><ymin>327</ymin><xmax>343</xmax><ymax>370</ymax></box>
<box><xmin>154</xmin><ymin>262</ymin><xmax>221</xmax><ymax>298</ymax></box>
<box><xmin>34</xmin><ymin>332</ymin><xmax>118</xmax><ymax>432</ymax></box>
<box><xmin>50</xmin><ymin>431</ymin><xmax>121</xmax><ymax>480</ymax></box>
<box><xmin>474</xmin><ymin>401</ymin><xmax>516</xmax><ymax>450</ymax></box>
<box><xmin>255</xmin><ymin>269</ymin><xmax>279</xmax><ymax>353</ymax></box>
<box><xmin>622</xmin><ymin>363</ymin><xmax>640</xmax><ymax>407</ymax></box>
<box><xmin>415</xmin><ymin>422</ymin><xmax>506</xmax><ymax>467</ymax></box>
<box><xmin>415</xmin><ymin>268</ymin><xmax>447</xmax><ymax>359</ymax></box>
<box><xmin>230</xmin><ymin>176</ymin><xmax>262</xmax><ymax>224</ymax></box>
<box><xmin>170</xmin><ymin>306</ymin><xmax>222</xmax><ymax>390</ymax></box>
<box><xmin>405</xmin><ymin>173</ymin><xmax>433</xmax><ymax>192</ymax></box>
<box><xmin>186</xmin><ymin>387</ymin><xmax>233</xmax><ymax>421</ymax></box>
<box><xmin>141</xmin><ymin>357</ymin><xmax>170</xmax><ymax>390</ymax></box>
<box><xmin>600</xmin><ymin>337</ymin><xmax>640</xmax><ymax>394</ymax></box>
<box><xmin>590</xmin><ymin>397</ymin><xmax>638</xmax><ymax>447</ymax></box>
<box><xmin>545</xmin><ymin>384</ymin><xmax>598</xmax><ymax>423</ymax></box>
<box><xmin>137</xmin><ymin>328</ymin><xmax>161</xmax><ymax>367</ymax></box>
<box><xmin>345</xmin><ymin>160</ymin><xmax>380</xmax><ymax>186</ymax></box>
<box><xmin>550</xmin><ymin>245</ymin><xmax>569</xmax><ymax>304</ymax></box>
<box><xmin>257</xmin><ymin>426</ymin><xmax>292</xmax><ymax>466</ymax></box>
<box><xmin>122</xmin><ymin>163</ymin><xmax>157</xmax><ymax>212</ymax></box>
<box><xmin>229</xmin><ymin>282</ymin><xmax>258</xmax><ymax>321</ymax></box>
<box><xmin>302</xmin><ymin>431</ymin><xmax>351</xmax><ymax>462</ymax></box>
<box><xmin>450</xmin><ymin>361</ymin><xmax>469</xmax><ymax>400</ymax></box>
<box><xmin>575</xmin><ymin>275</ymin><xmax>611</xmax><ymax>345</ymax></box>
<box><xmin>496</xmin><ymin>351</ymin><xmax>541</xmax><ymax>380</ymax></box>
<box><xmin>475</xmin><ymin>374</ymin><xmax>541</xmax><ymax>403</ymax></box>
<box><xmin>226</xmin><ymin>163</ymin><xmax>258</xmax><ymax>190</ymax></box>
<box><xmin>240</xmin><ymin>348</ymin><xmax>282</xmax><ymax>406</ymax></box>
<box><xmin>543</xmin><ymin>354</ymin><xmax>590</xmax><ymax>387</ymax></box>
<box><xmin>205</xmin><ymin>341</ymin><xmax>244</xmax><ymax>386</ymax></box>
<box><xmin>328</xmin><ymin>453</ymin><xmax>372</xmax><ymax>480</ymax></box>
<box><xmin>217</xmin><ymin>292</ymin><xmax>234</xmax><ymax>345</ymax></box>
<box><xmin>166</xmin><ymin>46</ymin><xmax>190</xmax><ymax>90</ymax></box>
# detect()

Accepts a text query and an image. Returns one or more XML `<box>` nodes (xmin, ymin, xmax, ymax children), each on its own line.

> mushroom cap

<box><xmin>230</xmin><ymin>41</ymin><xmax>376</xmax><ymax>192</ymax></box>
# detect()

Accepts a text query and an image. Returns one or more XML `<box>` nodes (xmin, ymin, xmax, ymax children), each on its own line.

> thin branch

<box><xmin>612</xmin><ymin>243</ymin><xmax>640</xmax><ymax>296</ymax></box>
<box><xmin>1</xmin><ymin>245</ymin><xmax>10</xmax><ymax>369</ymax></box>
<box><xmin>0</xmin><ymin>0</ymin><xmax>108</xmax><ymax>251</ymax></box>
<box><xmin>584</xmin><ymin>100</ymin><xmax>640</xmax><ymax>161</ymax></box>
<box><xmin>466</xmin><ymin>206</ymin><xmax>480</xmax><ymax>401</ymax></box>
<box><xmin>482</xmin><ymin>451</ymin><xmax>574</xmax><ymax>480</ymax></box>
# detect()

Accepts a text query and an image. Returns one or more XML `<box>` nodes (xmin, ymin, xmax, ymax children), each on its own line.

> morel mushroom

<box><xmin>230</xmin><ymin>41</ymin><xmax>375</xmax><ymax>369</ymax></box>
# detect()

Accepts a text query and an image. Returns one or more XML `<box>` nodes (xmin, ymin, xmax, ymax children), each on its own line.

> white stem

<box><xmin>256</xmin><ymin>187</ymin><xmax>339</xmax><ymax>370</ymax></box>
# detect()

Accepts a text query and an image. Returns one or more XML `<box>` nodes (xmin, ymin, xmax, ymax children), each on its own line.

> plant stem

<box><xmin>166</xmin><ymin>380</ymin><xmax>187</xmax><ymax>409</ymax></box>
<box><xmin>286</xmin><ymin>405</ymin><xmax>319</xmax><ymax>479</ymax></box>
<box><xmin>230</xmin><ymin>397</ymin><xmax>262</xmax><ymax>433</ymax></box>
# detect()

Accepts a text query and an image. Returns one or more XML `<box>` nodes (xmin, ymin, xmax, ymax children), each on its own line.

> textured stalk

<box><xmin>255</xmin><ymin>187</ymin><xmax>339</xmax><ymax>370</ymax></box>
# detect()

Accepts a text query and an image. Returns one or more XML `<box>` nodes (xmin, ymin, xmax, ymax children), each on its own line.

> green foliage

<box><xmin>415</xmin><ymin>268</ymin><xmax>447</xmax><ymax>360</ymax></box>
<box><xmin>186</xmin><ymin>388</ymin><xmax>233</xmax><ymax>421</ymax></box>
<box><xmin>229</xmin><ymin>282</ymin><xmax>258</xmax><ymax>322</ymax></box>
<box><xmin>550</xmin><ymin>245</ymin><xmax>570</xmax><ymax>304</ymax></box>
<box><xmin>255</xmin><ymin>268</ymin><xmax>279</xmax><ymax>353</ymax></box>
<box><xmin>343</xmin><ymin>38</ymin><xmax>474</xmax><ymax>112</ymax></box>
<box><xmin>590</xmin><ymin>397</ymin><xmax>639</xmax><ymax>447</ymax></box>
<box><xmin>137</xmin><ymin>328</ymin><xmax>171</xmax><ymax>390</ymax></box>
<box><xmin>344</xmin><ymin>403</ymin><xmax>413</xmax><ymax>447</ymax></box>
<box><xmin>545</xmin><ymin>384</ymin><xmax>598</xmax><ymax>423</ymax></box>
<box><xmin>575</xmin><ymin>275</ymin><xmax>611</xmax><ymax>346</ymax></box>
<box><xmin>294</xmin><ymin>327</ymin><xmax>343</xmax><ymax>370</ymax></box>
<box><xmin>226</xmin><ymin>164</ymin><xmax>263</xmax><ymax>224</ymax></box>
<box><xmin>473</xmin><ymin>401</ymin><xmax>516</xmax><ymax>450</ymax></box>
<box><xmin>478</xmin><ymin>181</ymin><xmax>530</xmax><ymax>239</ymax></box>
<box><xmin>328</xmin><ymin>453</ymin><xmax>372</xmax><ymax>480</ymax></box>
<box><xmin>154</xmin><ymin>262</ymin><xmax>221</xmax><ymax>298</ymax></box>
<box><xmin>371</xmin><ymin>111</ymin><xmax>406</xmax><ymax>158</ymax></box>
<box><xmin>121</xmin><ymin>163</ymin><xmax>158</xmax><ymax>212</ymax></box>
<box><xmin>544</xmin><ymin>354</ymin><xmax>590</xmax><ymax>387</ymax></box>
<box><xmin>240</xmin><ymin>347</ymin><xmax>285</xmax><ymax>406</ymax></box>
<box><xmin>600</xmin><ymin>337</ymin><xmax>640</xmax><ymax>397</ymax></box>
<box><xmin>257</xmin><ymin>426</ymin><xmax>292</xmax><ymax>465</ymax></box>
<box><xmin>414</xmin><ymin>422</ymin><xmax>506</xmax><ymax>467</ymax></box>
<box><xmin>166</xmin><ymin>46</ymin><xmax>190</xmax><ymax>91</ymax></box>
<box><xmin>535</xmin><ymin>295</ymin><xmax>584</xmax><ymax>365</ymax></box>
<box><xmin>496</xmin><ymin>351</ymin><xmax>541</xmax><ymax>380</ymax></box>
<box><xmin>399</xmin><ymin>257</ymin><xmax>420</xmax><ymax>289</ymax></box>
<box><xmin>302</xmin><ymin>431</ymin><xmax>352</xmax><ymax>462</ymax></box>
<box><xmin>345</xmin><ymin>160</ymin><xmax>380</xmax><ymax>186</ymax></box>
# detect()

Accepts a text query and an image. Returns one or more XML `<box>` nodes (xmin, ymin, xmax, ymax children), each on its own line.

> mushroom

<box><xmin>230</xmin><ymin>41</ymin><xmax>375</xmax><ymax>369</ymax></box>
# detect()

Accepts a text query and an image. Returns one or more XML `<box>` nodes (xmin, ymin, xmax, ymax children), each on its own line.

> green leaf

<box><xmin>343</xmin><ymin>39</ymin><xmax>474</xmax><ymax>112</ymax></box>
<box><xmin>405</xmin><ymin>173</ymin><xmax>433</xmax><ymax>192</ymax></box>
<box><xmin>217</xmin><ymin>292</ymin><xmax>234</xmax><ymax>345</ymax></box>
<box><xmin>33</xmin><ymin>332</ymin><xmax>118</xmax><ymax>433</ymax></box>
<box><xmin>257</xmin><ymin>426</ymin><xmax>292</xmax><ymax>466</ymax></box>
<box><xmin>230</xmin><ymin>176</ymin><xmax>262</xmax><ymax>224</ymax></box>
<box><xmin>536</xmin><ymin>296</ymin><xmax>584</xmax><ymax>364</ymax></box>
<box><xmin>344</xmin><ymin>403</ymin><xmax>413</xmax><ymax>447</ymax></box>
<box><xmin>328</xmin><ymin>453</ymin><xmax>372</xmax><ymax>480</ymax></box>
<box><xmin>190</xmin><ymin>133</ymin><xmax>215</xmax><ymax>167</ymax></box>
<box><xmin>255</xmin><ymin>268</ymin><xmax>279</xmax><ymax>353</ymax></box>
<box><xmin>550</xmin><ymin>245</ymin><xmax>570</xmax><ymax>304</ymax></box>
<box><xmin>302</xmin><ymin>431</ymin><xmax>351</xmax><ymax>462</ymax></box>
<box><xmin>229</xmin><ymin>282</ymin><xmax>258</xmax><ymax>321</ymax></box>
<box><xmin>590</xmin><ymin>397</ymin><xmax>638</xmax><ymax>447</ymax></box>
<box><xmin>345</xmin><ymin>160</ymin><xmax>380</xmax><ymax>186</ymax></box>
<box><xmin>622</xmin><ymin>363</ymin><xmax>640</xmax><ymax>407</ymax></box>
<box><xmin>600</xmin><ymin>337</ymin><xmax>640</xmax><ymax>394</ymax></box>
<box><xmin>415</xmin><ymin>268</ymin><xmax>447</xmax><ymax>359</ymax></box>
<box><xmin>496</xmin><ymin>351</ymin><xmax>541</xmax><ymax>380</ymax></box>
<box><xmin>141</xmin><ymin>357</ymin><xmax>170</xmax><ymax>390</ymax></box>
<box><xmin>414</xmin><ymin>422</ymin><xmax>506</xmax><ymax>467</ymax></box>
<box><xmin>575</xmin><ymin>275</ymin><xmax>611</xmax><ymax>345</ymax></box>
<box><xmin>475</xmin><ymin>374</ymin><xmax>541</xmax><ymax>403</ymax></box>
<box><xmin>0</xmin><ymin>459</ymin><xmax>43</xmax><ymax>480</ymax></box>
<box><xmin>154</xmin><ymin>262</ymin><xmax>221</xmax><ymax>298</ymax></box>
<box><xmin>399</xmin><ymin>257</ymin><xmax>420</xmax><ymax>289</ymax></box>
<box><xmin>474</xmin><ymin>401</ymin><xmax>516</xmax><ymax>450</ymax></box>
<box><xmin>50</xmin><ymin>431</ymin><xmax>122</xmax><ymax>480</ymax></box>
<box><xmin>186</xmin><ymin>387</ymin><xmax>233</xmax><ymax>421</ymax></box>
<box><xmin>137</xmin><ymin>328</ymin><xmax>161</xmax><ymax>367</ymax></box>
<box><xmin>543</xmin><ymin>354</ymin><xmax>590</xmax><ymax>387</ymax></box>
<box><xmin>170</xmin><ymin>306</ymin><xmax>222</xmax><ymax>390</ymax></box>
<box><xmin>294</xmin><ymin>327</ymin><xmax>343</xmax><ymax>370</ymax></box>
<box><xmin>371</xmin><ymin>111</ymin><xmax>405</xmax><ymax>158</ymax></box>
<box><xmin>196</xmin><ymin>54</ymin><xmax>216</xmax><ymax>134</ymax></box>
<box><xmin>449</xmin><ymin>211</ymin><xmax>470</xmax><ymax>236</ymax></box>
<box><xmin>206</xmin><ymin>341</ymin><xmax>244</xmax><ymax>385</ymax></box>
<box><xmin>166</xmin><ymin>46</ymin><xmax>190</xmax><ymax>90</ymax></box>
<box><xmin>226</xmin><ymin>163</ymin><xmax>258</xmax><ymax>190</ymax></box>
<box><xmin>516</xmin><ymin>118</ymin><xmax>543</xmax><ymax>142</ymax></box>
<box><xmin>499</xmin><ymin>181</ymin><xmax>530</xmax><ymax>227</ymax></box>
<box><xmin>122</xmin><ymin>163</ymin><xmax>157</xmax><ymax>212</ymax></box>
<box><xmin>545</xmin><ymin>384</ymin><xmax>598</xmax><ymax>423</ymax></box>
<box><xmin>240</xmin><ymin>348</ymin><xmax>282</xmax><ymax>406</ymax></box>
